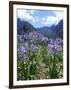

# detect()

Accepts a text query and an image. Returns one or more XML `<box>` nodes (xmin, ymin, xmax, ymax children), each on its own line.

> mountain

<box><xmin>17</xmin><ymin>18</ymin><xmax>63</xmax><ymax>39</ymax></box>
<box><xmin>17</xmin><ymin>18</ymin><xmax>36</xmax><ymax>35</ymax></box>
<box><xmin>36</xmin><ymin>20</ymin><xmax>63</xmax><ymax>39</ymax></box>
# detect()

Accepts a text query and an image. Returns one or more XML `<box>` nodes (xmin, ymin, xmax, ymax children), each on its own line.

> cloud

<box><xmin>17</xmin><ymin>9</ymin><xmax>64</xmax><ymax>27</ymax></box>
<box><xmin>17</xmin><ymin>9</ymin><xmax>35</xmax><ymax>22</ymax></box>
<box><xmin>17</xmin><ymin>9</ymin><xmax>27</xmax><ymax>19</ymax></box>
<box><xmin>55</xmin><ymin>12</ymin><xmax>63</xmax><ymax>19</ymax></box>
<box><xmin>55</xmin><ymin>11</ymin><xmax>64</xmax><ymax>23</ymax></box>
<box><xmin>42</xmin><ymin>11</ymin><xmax>64</xmax><ymax>26</ymax></box>
<box><xmin>42</xmin><ymin>16</ymin><xmax>57</xmax><ymax>26</ymax></box>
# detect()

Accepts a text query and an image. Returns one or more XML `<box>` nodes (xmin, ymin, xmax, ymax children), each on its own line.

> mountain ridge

<box><xmin>17</xmin><ymin>18</ymin><xmax>63</xmax><ymax>39</ymax></box>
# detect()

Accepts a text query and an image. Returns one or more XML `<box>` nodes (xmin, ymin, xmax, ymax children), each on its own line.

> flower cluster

<box><xmin>23</xmin><ymin>31</ymin><xmax>48</xmax><ymax>44</ymax></box>
<box><xmin>48</xmin><ymin>38</ymin><xmax>63</xmax><ymax>53</ymax></box>
<box><xmin>18</xmin><ymin>42</ymin><xmax>38</xmax><ymax>60</ymax></box>
<box><xmin>17</xmin><ymin>31</ymin><xmax>63</xmax><ymax>60</ymax></box>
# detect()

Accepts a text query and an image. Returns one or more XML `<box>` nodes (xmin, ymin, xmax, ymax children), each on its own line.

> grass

<box><xmin>17</xmin><ymin>45</ymin><xmax>63</xmax><ymax>80</ymax></box>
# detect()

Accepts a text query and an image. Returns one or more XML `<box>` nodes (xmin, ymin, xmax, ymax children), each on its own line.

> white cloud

<box><xmin>55</xmin><ymin>12</ymin><xmax>63</xmax><ymax>19</ymax></box>
<box><xmin>42</xmin><ymin>16</ymin><xmax>57</xmax><ymax>26</ymax></box>
<box><xmin>42</xmin><ymin>18</ymin><xmax>46</xmax><ymax>21</ymax></box>
<box><xmin>17</xmin><ymin>9</ymin><xmax>35</xmax><ymax>22</ymax></box>
<box><xmin>17</xmin><ymin>9</ymin><xmax>27</xmax><ymax>19</ymax></box>
<box><xmin>17</xmin><ymin>9</ymin><xmax>64</xmax><ymax>27</ymax></box>
<box><xmin>55</xmin><ymin>11</ymin><xmax>64</xmax><ymax>23</ymax></box>
<box><xmin>42</xmin><ymin>11</ymin><xmax>64</xmax><ymax>26</ymax></box>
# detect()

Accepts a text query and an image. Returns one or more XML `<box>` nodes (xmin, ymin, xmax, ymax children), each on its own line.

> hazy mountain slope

<box><xmin>36</xmin><ymin>20</ymin><xmax>63</xmax><ymax>39</ymax></box>
<box><xmin>17</xmin><ymin>18</ymin><xmax>63</xmax><ymax>39</ymax></box>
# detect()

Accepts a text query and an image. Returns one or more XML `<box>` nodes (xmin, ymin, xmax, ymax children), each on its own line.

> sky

<box><xmin>17</xmin><ymin>9</ymin><xmax>64</xmax><ymax>28</ymax></box>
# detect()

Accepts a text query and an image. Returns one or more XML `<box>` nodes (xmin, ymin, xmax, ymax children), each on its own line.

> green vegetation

<box><xmin>17</xmin><ymin>45</ymin><xmax>63</xmax><ymax>80</ymax></box>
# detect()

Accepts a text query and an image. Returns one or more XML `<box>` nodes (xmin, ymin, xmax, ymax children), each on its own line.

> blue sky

<box><xmin>17</xmin><ymin>9</ymin><xmax>64</xmax><ymax>28</ymax></box>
